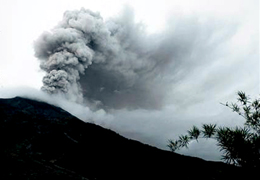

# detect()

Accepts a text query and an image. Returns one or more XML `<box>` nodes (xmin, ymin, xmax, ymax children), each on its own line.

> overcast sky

<box><xmin>0</xmin><ymin>0</ymin><xmax>259</xmax><ymax>161</ymax></box>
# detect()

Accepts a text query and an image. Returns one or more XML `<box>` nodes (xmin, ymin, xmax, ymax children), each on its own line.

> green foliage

<box><xmin>202</xmin><ymin>124</ymin><xmax>217</xmax><ymax>138</ymax></box>
<box><xmin>216</xmin><ymin>127</ymin><xmax>253</xmax><ymax>165</ymax></box>
<box><xmin>178</xmin><ymin>135</ymin><xmax>190</xmax><ymax>148</ymax></box>
<box><xmin>167</xmin><ymin>140</ymin><xmax>180</xmax><ymax>152</ymax></box>
<box><xmin>188</xmin><ymin>126</ymin><xmax>200</xmax><ymax>140</ymax></box>
<box><xmin>168</xmin><ymin>91</ymin><xmax>260</xmax><ymax>168</ymax></box>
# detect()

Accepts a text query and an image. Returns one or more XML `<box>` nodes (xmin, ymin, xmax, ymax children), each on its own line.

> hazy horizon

<box><xmin>0</xmin><ymin>0</ymin><xmax>259</xmax><ymax>161</ymax></box>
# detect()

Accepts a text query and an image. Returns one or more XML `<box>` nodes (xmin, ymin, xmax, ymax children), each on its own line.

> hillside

<box><xmin>0</xmin><ymin>97</ymin><xmax>253</xmax><ymax>180</ymax></box>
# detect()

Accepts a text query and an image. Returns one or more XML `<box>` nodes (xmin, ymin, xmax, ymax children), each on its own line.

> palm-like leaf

<box><xmin>168</xmin><ymin>92</ymin><xmax>260</xmax><ymax>167</ymax></box>
<box><xmin>252</xmin><ymin>99</ymin><xmax>260</xmax><ymax>110</ymax></box>
<box><xmin>202</xmin><ymin>124</ymin><xmax>217</xmax><ymax>138</ymax></box>
<box><xmin>231</xmin><ymin>103</ymin><xmax>240</xmax><ymax>113</ymax></box>
<box><xmin>188</xmin><ymin>126</ymin><xmax>200</xmax><ymax>140</ymax></box>
<box><xmin>167</xmin><ymin>140</ymin><xmax>180</xmax><ymax>152</ymax></box>
<box><xmin>237</xmin><ymin>91</ymin><xmax>249</xmax><ymax>105</ymax></box>
<box><xmin>178</xmin><ymin>135</ymin><xmax>190</xmax><ymax>148</ymax></box>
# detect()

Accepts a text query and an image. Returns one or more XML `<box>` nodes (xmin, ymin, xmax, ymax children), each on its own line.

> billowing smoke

<box><xmin>4</xmin><ymin>3</ymin><xmax>257</xmax><ymax>161</ymax></box>
<box><xmin>34</xmin><ymin>7</ymin><xmax>164</xmax><ymax>109</ymax></box>
<box><xmin>35</xmin><ymin>7</ymin><xmax>233</xmax><ymax>110</ymax></box>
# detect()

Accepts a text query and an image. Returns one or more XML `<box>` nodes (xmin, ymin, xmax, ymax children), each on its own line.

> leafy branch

<box><xmin>168</xmin><ymin>91</ymin><xmax>260</xmax><ymax>167</ymax></box>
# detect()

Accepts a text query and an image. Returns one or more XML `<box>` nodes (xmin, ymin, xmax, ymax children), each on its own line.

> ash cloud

<box><xmin>3</xmin><ymin>4</ymin><xmax>257</xmax><ymax>161</ymax></box>
<box><xmin>34</xmin><ymin>7</ymin><xmax>236</xmax><ymax>110</ymax></box>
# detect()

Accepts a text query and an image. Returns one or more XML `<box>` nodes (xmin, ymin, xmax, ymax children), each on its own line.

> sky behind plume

<box><xmin>0</xmin><ymin>0</ymin><xmax>259</xmax><ymax>161</ymax></box>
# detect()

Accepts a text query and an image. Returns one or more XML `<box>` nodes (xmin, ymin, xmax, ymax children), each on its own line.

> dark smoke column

<box><xmin>34</xmin><ymin>7</ymin><xmax>172</xmax><ymax>109</ymax></box>
<box><xmin>34</xmin><ymin>8</ymin><xmax>111</xmax><ymax>103</ymax></box>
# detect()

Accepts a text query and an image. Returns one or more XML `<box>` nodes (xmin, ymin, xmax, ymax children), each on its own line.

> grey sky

<box><xmin>0</xmin><ymin>0</ymin><xmax>259</xmax><ymax>161</ymax></box>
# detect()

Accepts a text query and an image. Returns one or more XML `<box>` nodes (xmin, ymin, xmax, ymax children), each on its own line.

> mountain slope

<box><xmin>0</xmin><ymin>97</ymin><xmax>251</xmax><ymax>180</ymax></box>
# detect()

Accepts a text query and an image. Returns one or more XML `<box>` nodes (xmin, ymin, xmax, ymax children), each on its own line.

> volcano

<box><xmin>0</xmin><ymin>97</ymin><xmax>252</xmax><ymax>180</ymax></box>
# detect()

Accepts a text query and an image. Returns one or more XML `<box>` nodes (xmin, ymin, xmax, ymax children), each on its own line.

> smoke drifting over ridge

<box><xmin>34</xmin><ymin>7</ymin><xmax>236</xmax><ymax>110</ymax></box>
<box><xmin>0</xmin><ymin>0</ymin><xmax>256</xmax><ymax>162</ymax></box>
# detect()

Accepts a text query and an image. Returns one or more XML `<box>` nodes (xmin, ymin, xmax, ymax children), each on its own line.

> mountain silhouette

<box><xmin>0</xmin><ymin>97</ymin><xmax>252</xmax><ymax>180</ymax></box>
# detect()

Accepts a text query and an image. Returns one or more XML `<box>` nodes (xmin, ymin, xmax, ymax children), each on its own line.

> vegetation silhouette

<box><xmin>2</xmin><ymin>97</ymin><xmax>249</xmax><ymax>179</ymax></box>
<box><xmin>168</xmin><ymin>91</ymin><xmax>260</xmax><ymax>168</ymax></box>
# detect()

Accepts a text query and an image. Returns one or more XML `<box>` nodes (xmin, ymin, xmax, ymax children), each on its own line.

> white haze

<box><xmin>0</xmin><ymin>0</ymin><xmax>259</xmax><ymax>161</ymax></box>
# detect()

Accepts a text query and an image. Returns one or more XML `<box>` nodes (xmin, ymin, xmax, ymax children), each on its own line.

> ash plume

<box><xmin>34</xmin><ymin>7</ymin><xmax>235</xmax><ymax>110</ymax></box>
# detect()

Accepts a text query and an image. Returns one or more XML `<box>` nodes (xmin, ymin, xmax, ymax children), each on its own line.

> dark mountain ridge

<box><xmin>0</xmin><ymin>97</ymin><xmax>253</xmax><ymax>179</ymax></box>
